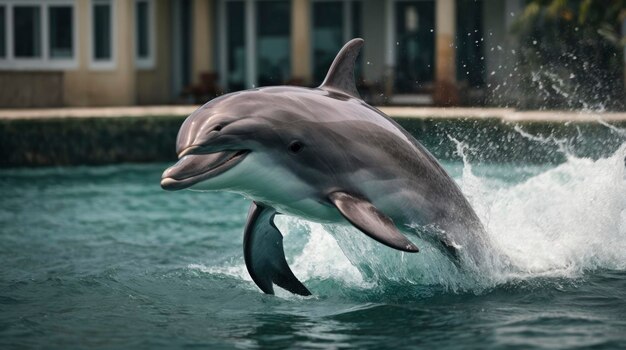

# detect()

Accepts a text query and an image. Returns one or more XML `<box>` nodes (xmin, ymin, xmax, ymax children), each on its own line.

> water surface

<box><xmin>1</xmin><ymin>149</ymin><xmax>625</xmax><ymax>349</ymax></box>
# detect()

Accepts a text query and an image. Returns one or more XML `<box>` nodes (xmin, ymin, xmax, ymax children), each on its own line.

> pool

<box><xmin>1</xmin><ymin>139</ymin><xmax>625</xmax><ymax>349</ymax></box>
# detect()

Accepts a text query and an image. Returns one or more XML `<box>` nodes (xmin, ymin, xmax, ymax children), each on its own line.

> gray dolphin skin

<box><xmin>161</xmin><ymin>38</ymin><xmax>489</xmax><ymax>296</ymax></box>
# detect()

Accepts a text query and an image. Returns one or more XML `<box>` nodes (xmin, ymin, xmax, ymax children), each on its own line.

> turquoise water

<box><xmin>1</xmin><ymin>147</ymin><xmax>625</xmax><ymax>349</ymax></box>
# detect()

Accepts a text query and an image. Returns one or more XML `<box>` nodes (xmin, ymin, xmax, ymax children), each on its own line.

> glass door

<box><xmin>171</xmin><ymin>0</ymin><xmax>192</xmax><ymax>99</ymax></box>
<box><xmin>394</xmin><ymin>0</ymin><xmax>434</xmax><ymax>93</ymax></box>
<box><xmin>311</xmin><ymin>0</ymin><xmax>362</xmax><ymax>86</ymax></box>
<box><xmin>226</xmin><ymin>1</ymin><xmax>246</xmax><ymax>91</ymax></box>
<box><xmin>312</xmin><ymin>1</ymin><xmax>343</xmax><ymax>85</ymax></box>
<box><xmin>219</xmin><ymin>0</ymin><xmax>291</xmax><ymax>91</ymax></box>
<box><xmin>256</xmin><ymin>1</ymin><xmax>290</xmax><ymax>86</ymax></box>
<box><xmin>456</xmin><ymin>0</ymin><xmax>484</xmax><ymax>87</ymax></box>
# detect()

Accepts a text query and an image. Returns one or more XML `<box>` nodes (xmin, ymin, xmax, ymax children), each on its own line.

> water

<box><xmin>1</xmin><ymin>144</ymin><xmax>625</xmax><ymax>349</ymax></box>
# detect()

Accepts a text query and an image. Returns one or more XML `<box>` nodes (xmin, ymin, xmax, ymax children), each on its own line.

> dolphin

<box><xmin>161</xmin><ymin>38</ymin><xmax>489</xmax><ymax>296</ymax></box>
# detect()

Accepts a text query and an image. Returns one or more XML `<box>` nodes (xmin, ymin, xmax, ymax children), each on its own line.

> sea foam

<box><xmin>191</xmin><ymin>136</ymin><xmax>626</xmax><ymax>294</ymax></box>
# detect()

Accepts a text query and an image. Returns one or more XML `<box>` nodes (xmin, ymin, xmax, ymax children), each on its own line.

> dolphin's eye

<box><xmin>288</xmin><ymin>141</ymin><xmax>304</xmax><ymax>154</ymax></box>
<box><xmin>213</xmin><ymin>125</ymin><xmax>223</xmax><ymax>132</ymax></box>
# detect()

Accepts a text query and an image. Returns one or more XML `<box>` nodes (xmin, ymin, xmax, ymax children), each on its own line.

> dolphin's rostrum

<box><xmin>162</xmin><ymin>39</ymin><xmax>488</xmax><ymax>296</ymax></box>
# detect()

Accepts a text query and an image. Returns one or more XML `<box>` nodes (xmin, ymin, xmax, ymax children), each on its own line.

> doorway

<box><xmin>218</xmin><ymin>0</ymin><xmax>291</xmax><ymax>91</ymax></box>
<box><xmin>170</xmin><ymin>0</ymin><xmax>192</xmax><ymax>100</ymax></box>
<box><xmin>394</xmin><ymin>0</ymin><xmax>435</xmax><ymax>94</ymax></box>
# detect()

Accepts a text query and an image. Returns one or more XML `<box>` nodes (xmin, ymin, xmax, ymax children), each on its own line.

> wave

<box><xmin>190</xmin><ymin>136</ymin><xmax>626</xmax><ymax>296</ymax></box>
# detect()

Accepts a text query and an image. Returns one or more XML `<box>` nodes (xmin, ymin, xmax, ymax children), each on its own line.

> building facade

<box><xmin>0</xmin><ymin>0</ymin><xmax>524</xmax><ymax>108</ymax></box>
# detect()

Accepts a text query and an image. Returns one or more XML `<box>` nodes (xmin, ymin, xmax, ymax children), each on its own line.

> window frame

<box><xmin>0</xmin><ymin>5</ymin><xmax>5</xmax><ymax>59</ymax></box>
<box><xmin>134</xmin><ymin>0</ymin><xmax>155</xmax><ymax>70</ymax></box>
<box><xmin>0</xmin><ymin>0</ymin><xmax>78</xmax><ymax>70</ymax></box>
<box><xmin>89</xmin><ymin>0</ymin><xmax>116</xmax><ymax>70</ymax></box>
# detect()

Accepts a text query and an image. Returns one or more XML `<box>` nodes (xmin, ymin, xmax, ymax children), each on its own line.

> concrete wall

<box><xmin>191</xmin><ymin>0</ymin><xmax>214</xmax><ymax>85</ymax></box>
<box><xmin>291</xmin><ymin>0</ymin><xmax>311</xmax><ymax>83</ymax></box>
<box><xmin>64</xmin><ymin>0</ymin><xmax>136</xmax><ymax>107</ymax></box>
<box><xmin>0</xmin><ymin>72</ymin><xmax>64</xmax><ymax>108</ymax></box>
<box><xmin>136</xmin><ymin>0</ymin><xmax>172</xmax><ymax>105</ymax></box>
<box><xmin>433</xmin><ymin>0</ymin><xmax>459</xmax><ymax>105</ymax></box>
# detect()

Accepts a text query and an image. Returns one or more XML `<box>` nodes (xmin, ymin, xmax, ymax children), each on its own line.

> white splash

<box><xmin>190</xmin><ymin>141</ymin><xmax>626</xmax><ymax>294</ymax></box>
<box><xmin>472</xmin><ymin>143</ymin><xmax>626</xmax><ymax>280</ymax></box>
<box><xmin>278</xmin><ymin>218</ymin><xmax>368</xmax><ymax>287</ymax></box>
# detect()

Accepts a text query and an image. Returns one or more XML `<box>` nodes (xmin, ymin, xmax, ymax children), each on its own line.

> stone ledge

<box><xmin>1</xmin><ymin>105</ymin><xmax>625</xmax><ymax>122</ymax></box>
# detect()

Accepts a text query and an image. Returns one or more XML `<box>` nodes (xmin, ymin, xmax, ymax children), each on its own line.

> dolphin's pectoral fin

<box><xmin>328</xmin><ymin>192</ymin><xmax>419</xmax><ymax>253</ymax></box>
<box><xmin>243</xmin><ymin>202</ymin><xmax>311</xmax><ymax>296</ymax></box>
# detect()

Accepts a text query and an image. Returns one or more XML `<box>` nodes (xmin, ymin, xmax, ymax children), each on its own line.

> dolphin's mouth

<box><xmin>160</xmin><ymin>150</ymin><xmax>249</xmax><ymax>191</ymax></box>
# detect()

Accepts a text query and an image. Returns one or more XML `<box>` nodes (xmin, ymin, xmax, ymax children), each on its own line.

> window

<box><xmin>49</xmin><ymin>6</ymin><xmax>73</xmax><ymax>59</ymax></box>
<box><xmin>0</xmin><ymin>6</ymin><xmax>5</xmax><ymax>58</ymax></box>
<box><xmin>91</xmin><ymin>0</ymin><xmax>114</xmax><ymax>68</ymax></box>
<box><xmin>13</xmin><ymin>6</ymin><xmax>41</xmax><ymax>58</ymax></box>
<box><xmin>0</xmin><ymin>1</ymin><xmax>76</xmax><ymax>69</ymax></box>
<box><xmin>135</xmin><ymin>0</ymin><xmax>155</xmax><ymax>69</ymax></box>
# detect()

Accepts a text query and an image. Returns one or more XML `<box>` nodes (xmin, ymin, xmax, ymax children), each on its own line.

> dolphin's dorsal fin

<box><xmin>319</xmin><ymin>38</ymin><xmax>364</xmax><ymax>98</ymax></box>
